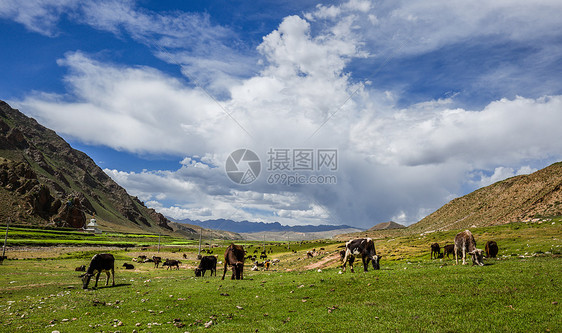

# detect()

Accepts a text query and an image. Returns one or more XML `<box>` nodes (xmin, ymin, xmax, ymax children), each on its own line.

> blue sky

<box><xmin>1</xmin><ymin>0</ymin><xmax>562</xmax><ymax>228</ymax></box>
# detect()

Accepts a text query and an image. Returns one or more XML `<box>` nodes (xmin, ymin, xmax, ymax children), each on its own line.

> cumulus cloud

<box><xmin>18</xmin><ymin>52</ymin><xmax>245</xmax><ymax>155</ymax></box>
<box><xmin>8</xmin><ymin>0</ymin><xmax>562</xmax><ymax>228</ymax></box>
<box><xmin>351</xmin><ymin>95</ymin><xmax>562</xmax><ymax>168</ymax></box>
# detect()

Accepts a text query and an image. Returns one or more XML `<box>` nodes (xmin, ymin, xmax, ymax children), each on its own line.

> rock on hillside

<box><xmin>368</xmin><ymin>221</ymin><xmax>405</xmax><ymax>231</ymax></box>
<box><xmin>0</xmin><ymin>100</ymin><xmax>183</xmax><ymax>235</ymax></box>
<box><xmin>409</xmin><ymin>162</ymin><xmax>562</xmax><ymax>232</ymax></box>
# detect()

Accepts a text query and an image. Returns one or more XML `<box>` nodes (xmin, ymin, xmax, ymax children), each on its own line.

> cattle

<box><xmin>443</xmin><ymin>244</ymin><xmax>455</xmax><ymax>258</ymax></box>
<box><xmin>80</xmin><ymin>253</ymin><xmax>115</xmax><ymax>289</ymax></box>
<box><xmin>430</xmin><ymin>243</ymin><xmax>442</xmax><ymax>259</ymax></box>
<box><xmin>341</xmin><ymin>238</ymin><xmax>381</xmax><ymax>273</ymax></box>
<box><xmin>75</xmin><ymin>265</ymin><xmax>86</xmax><ymax>272</ymax></box>
<box><xmin>138</xmin><ymin>255</ymin><xmax>147</xmax><ymax>261</ymax></box>
<box><xmin>454</xmin><ymin>230</ymin><xmax>484</xmax><ymax>266</ymax></box>
<box><xmin>222</xmin><ymin>243</ymin><xmax>245</xmax><ymax>280</ymax></box>
<box><xmin>485</xmin><ymin>240</ymin><xmax>499</xmax><ymax>258</ymax></box>
<box><xmin>122</xmin><ymin>263</ymin><xmax>134</xmax><ymax>269</ymax></box>
<box><xmin>306</xmin><ymin>251</ymin><xmax>314</xmax><ymax>258</ymax></box>
<box><xmin>162</xmin><ymin>259</ymin><xmax>181</xmax><ymax>270</ymax></box>
<box><xmin>245</xmin><ymin>255</ymin><xmax>257</xmax><ymax>261</ymax></box>
<box><xmin>195</xmin><ymin>255</ymin><xmax>217</xmax><ymax>277</ymax></box>
<box><xmin>339</xmin><ymin>250</ymin><xmax>346</xmax><ymax>260</ymax></box>
<box><xmin>183</xmin><ymin>253</ymin><xmax>188</xmax><ymax>259</ymax></box>
<box><xmin>152</xmin><ymin>256</ymin><xmax>162</xmax><ymax>268</ymax></box>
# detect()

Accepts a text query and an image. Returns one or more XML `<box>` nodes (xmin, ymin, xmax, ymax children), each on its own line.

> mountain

<box><xmin>0</xmin><ymin>100</ymin><xmax>196</xmax><ymax>236</ymax></box>
<box><xmin>167</xmin><ymin>221</ymin><xmax>242</xmax><ymax>240</ymax></box>
<box><xmin>172</xmin><ymin>217</ymin><xmax>359</xmax><ymax>234</ymax></box>
<box><xmin>239</xmin><ymin>228</ymin><xmax>364</xmax><ymax>241</ymax></box>
<box><xmin>368</xmin><ymin>221</ymin><xmax>405</xmax><ymax>231</ymax></box>
<box><xmin>409</xmin><ymin>162</ymin><xmax>562</xmax><ymax>232</ymax></box>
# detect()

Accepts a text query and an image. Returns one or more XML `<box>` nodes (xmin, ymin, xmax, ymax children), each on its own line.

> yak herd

<box><xmin>78</xmin><ymin>229</ymin><xmax>499</xmax><ymax>289</ymax></box>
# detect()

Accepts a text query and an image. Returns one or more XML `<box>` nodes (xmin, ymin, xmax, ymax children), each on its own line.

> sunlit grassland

<box><xmin>1</xmin><ymin>256</ymin><xmax>560</xmax><ymax>332</ymax></box>
<box><xmin>0</xmin><ymin>220</ymin><xmax>560</xmax><ymax>332</ymax></box>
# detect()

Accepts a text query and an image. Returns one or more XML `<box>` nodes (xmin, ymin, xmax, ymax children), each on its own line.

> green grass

<box><xmin>0</xmin><ymin>257</ymin><xmax>560</xmax><ymax>332</ymax></box>
<box><xmin>0</xmin><ymin>227</ymin><xmax>199</xmax><ymax>247</ymax></box>
<box><xmin>0</xmin><ymin>221</ymin><xmax>560</xmax><ymax>332</ymax></box>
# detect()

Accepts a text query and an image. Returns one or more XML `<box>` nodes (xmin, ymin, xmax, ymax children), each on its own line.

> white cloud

<box><xmin>471</xmin><ymin>165</ymin><xmax>537</xmax><ymax>188</ymax></box>
<box><xmin>0</xmin><ymin>0</ymin><xmax>77</xmax><ymax>36</ymax></box>
<box><xmin>8</xmin><ymin>0</ymin><xmax>562</xmax><ymax>228</ymax></box>
<box><xmin>19</xmin><ymin>52</ymin><xmax>236</xmax><ymax>155</ymax></box>
<box><xmin>360</xmin><ymin>95</ymin><xmax>562</xmax><ymax>168</ymax></box>
<box><xmin>355</xmin><ymin>1</ymin><xmax>562</xmax><ymax>57</ymax></box>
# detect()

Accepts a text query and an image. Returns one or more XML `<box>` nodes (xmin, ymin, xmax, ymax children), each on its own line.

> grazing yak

<box><xmin>195</xmin><ymin>255</ymin><xmax>217</xmax><ymax>277</ymax></box>
<box><xmin>442</xmin><ymin>244</ymin><xmax>455</xmax><ymax>259</ymax></box>
<box><xmin>454</xmin><ymin>230</ymin><xmax>484</xmax><ymax>266</ymax></box>
<box><xmin>162</xmin><ymin>259</ymin><xmax>181</xmax><ymax>270</ymax></box>
<box><xmin>485</xmin><ymin>240</ymin><xmax>499</xmax><ymax>258</ymax></box>
<box><xmin>152</xmin><ymin>256</ymin><xmax>162</xmax><ymax>268</ymax></box>
<box><xmin>80</xmin><ymin>253</ymin><xmax>115</xmax><ymax>289</ymax></box>
<box><xmin>222</xmin><ymin>243</ymin><xmax>245</xmax><ymax>280</ymax></box>
<box><xmin>430</xmin><ymin>243</ymin><xmax>442</xmax><ymax>259</ymax></box>
<box><xmin>341</xmin><ymin>238</ymin><xmax>381</xmax><ymax>273</ymax></box>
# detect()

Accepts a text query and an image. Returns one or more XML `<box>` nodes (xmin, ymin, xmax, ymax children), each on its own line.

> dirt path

<box><xmin>304</xmin><ymin>252</ymin><xmax>341</xmax><ymax>270</ymax></box>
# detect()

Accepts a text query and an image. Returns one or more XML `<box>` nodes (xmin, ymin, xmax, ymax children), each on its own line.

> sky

<box><xmin>1</xmin><ymin>0</ymin><xmax>562</xmax><ymax>229</ymax></box>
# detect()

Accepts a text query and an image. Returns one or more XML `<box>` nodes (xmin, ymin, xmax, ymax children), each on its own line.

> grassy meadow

<box><xmin>0</xmin><ymin>220</ymin><xmax>561</xmax><ymax>332</ymax></box>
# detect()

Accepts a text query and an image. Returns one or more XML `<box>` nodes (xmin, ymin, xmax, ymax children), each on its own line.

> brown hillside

<box><xmin>409</xmin><ymin>162</ymin><xmax>562</xmax><ymax>232</ymax></box>
<box><xmin>368</xmin><ymin>221</ymin><xmax>405</xmax><ymax>231</ymax></box>
<box><xmin>0</xmin><ymin>100</ymin><xmax>201</xmax><ymax>236</ymax></box>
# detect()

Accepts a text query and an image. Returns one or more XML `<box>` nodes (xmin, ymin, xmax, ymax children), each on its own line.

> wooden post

<box><xmin>157</xmin><ymin>231</ymin><xmax>161</xmax><ymax>253</ymax></box>
<box><xmin>197</xmin><ymin>227</ymin><xmax>202</xmax><ymax>259</ymax></box>
<box><xmin>2</xmin><ymin>218</ymin><xmax>10</xmax><ymax>258</ymax></box>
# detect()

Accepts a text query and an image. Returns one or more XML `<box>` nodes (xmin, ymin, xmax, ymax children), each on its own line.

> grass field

<box><xmin>0</xmin><ymin>220</ymin><xmax>560</xmax><ymax>332</ymax></box>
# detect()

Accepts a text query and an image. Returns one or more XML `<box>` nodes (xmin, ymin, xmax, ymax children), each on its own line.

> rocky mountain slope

<box><xmin>0</xmin><ymin>100</ymin><xmax>197</xmax><ymax>236</ymax></box>
<box><xmin>409</xmin><ymin>162</ymin><xmax>562</xmax><ymax>232</ymax></box>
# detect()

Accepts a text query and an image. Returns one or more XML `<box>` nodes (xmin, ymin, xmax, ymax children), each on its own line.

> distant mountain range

<box><xmin>170</xmin><ymin>218</ymin><xmax>361</xmax><ymax>234</ymax></box>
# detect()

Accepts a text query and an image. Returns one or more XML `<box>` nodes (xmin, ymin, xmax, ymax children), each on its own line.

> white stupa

<box><xmin>85</xmin><ymin>216</ymin><xmax>102</xmax><ymax>234</ymax></box>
